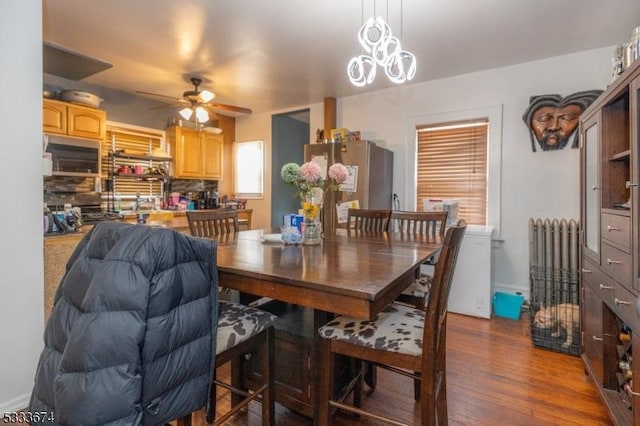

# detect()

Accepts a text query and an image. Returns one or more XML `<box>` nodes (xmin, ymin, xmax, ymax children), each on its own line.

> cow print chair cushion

<box><xmin>318</xmin><ymin>303</ymin><xmax>425</xmax><ymax>356</ymax></box>
<box><xmin>400</xmin><ymin>275</ymin><xmax>432</xmax><ymax>298</ymax></box>
<box><xmin>217</xmin><ymin>300</ymin><xmax>278</xmax><ymax>355</ymax></box>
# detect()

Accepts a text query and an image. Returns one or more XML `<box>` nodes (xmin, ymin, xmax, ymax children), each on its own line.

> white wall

<box><xmin>237</xmin><ymin>47</ymin><xmax>613</xmax><ymax>295</ymax></box>
<box><xmin>235</xmin><ymin>102</ymin><xmax>324</xmax><ymax>231</ymax></box>
<box><xmin>0</xmin><ymin>1</ymin><xmax>44</xmax><ymax>412</ymax></box>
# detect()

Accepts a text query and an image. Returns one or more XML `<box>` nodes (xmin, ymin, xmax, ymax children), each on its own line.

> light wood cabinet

<box><xmin>579</xmin><ymin>59</ymin><xmax>640</xmax><ymax>425</ymax></box>
<box><xmin>43</xmin><ymin>99</ymin><xmax>106</xmax><ymax>140</ymax></box>
<box><xmin>43</xmin><ymin>99</ymin><xmax>67</xmax><ymax>135</ymax></box>
<box><xmin>202</xmin><ymin>132</ymin><xmax>223</xmax><ymax>178</ymax></box>
<box><xmin>166</xmin><ymin>126</ymin><xmax>223</xmax><ymax>180</ymax></box>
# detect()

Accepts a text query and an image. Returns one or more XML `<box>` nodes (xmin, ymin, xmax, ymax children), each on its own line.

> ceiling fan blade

<box><xmin>149</xmin><ymin>103</ymin><xmax>179</xmax><ymax>111</ymax></box>
<box><xmin>208</xmin><ymin>103</ymin><xmax>252</xmax><ymax>114</ymax></box>
<box><xmin>136</xmin><ymin>90</ymin><xmax>182</xmax><ymax>102</ymax></box>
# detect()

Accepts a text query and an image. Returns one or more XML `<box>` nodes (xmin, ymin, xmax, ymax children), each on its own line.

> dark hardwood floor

<box><xmin>193</xmin><ymin>311</ymin><xmax>612</xmax><ymax>425</ymax></box>
<box><xmin>17</xmin><ymin>311</ymin><xmax>610</xmax><ymax>425</ymax></box>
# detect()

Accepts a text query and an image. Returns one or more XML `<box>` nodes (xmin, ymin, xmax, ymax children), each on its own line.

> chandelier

<box><xmin>347</xmin><ymin>3</ymin><xmax>416</xmax><ymax>87</ymax></box>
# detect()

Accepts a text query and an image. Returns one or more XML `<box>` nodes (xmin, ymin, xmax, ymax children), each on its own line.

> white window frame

<box><xmin>406</xmin><ymin>105</ymin><xmax>503</xmax><ymax>237</ymax></box>
<box><xmin>234</xmin><ymin>140</ymin><xmax>264</xmax><ymax>199</ymax></box>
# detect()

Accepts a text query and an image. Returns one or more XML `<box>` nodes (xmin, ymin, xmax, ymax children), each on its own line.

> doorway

<box><xmin>271</xmin><ymin>109</ymin><xmax>310</xmax><ymax>228</ymax></box>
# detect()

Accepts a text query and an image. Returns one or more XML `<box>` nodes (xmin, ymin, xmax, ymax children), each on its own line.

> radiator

<box><xmin>528</xmin><ymin>218</ymin><xmax>581</xmax><ymax>355</ymax></box>
<box><xmin>528</xmin><ymin>218</ymin><xmax>580</xmax><ymax>305</ymax></box>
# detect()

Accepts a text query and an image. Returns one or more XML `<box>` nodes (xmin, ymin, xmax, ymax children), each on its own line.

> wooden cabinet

<box><xmin>239</xmin><ymin>301</ymin><xmax>355</xmax><ymax>418</ymax></box>
<box><xmin>166</xmin><ymin>126</ymin><xmax>223</xmax><ymax>179</ymax></box>
<box><xmin>579</xmin><ymin>59</ymin><xmax>640</xmax><ymax>425</ymax></box>
<box><xmin>43</xmin><ymin>99</ymin><xmax>106</xmax><ymax>140</ymax></box>
<box><xmin>202</xmin><ymin>132</ymin><xmax>223</xmax><ymax>178</ymax></box>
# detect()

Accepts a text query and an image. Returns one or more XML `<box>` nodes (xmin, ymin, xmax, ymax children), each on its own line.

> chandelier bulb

<box><xmin>348</xmin><ymin>14</ymin><xmax>416</xmax><ymax>87</ymax></box>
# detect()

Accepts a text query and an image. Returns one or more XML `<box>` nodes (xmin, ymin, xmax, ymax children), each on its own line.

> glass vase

<box><xmin>301</xmin><ymin>188</ymin><xmax>323</xmax><ymax>245</ymax></box>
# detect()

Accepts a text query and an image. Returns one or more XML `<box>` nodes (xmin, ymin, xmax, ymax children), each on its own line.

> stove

<box><xmin>81</xmin><ymin>211</ymin><xmax>124</xmax><ymax>224</ymax></box>
<box><xmin>44</xmin><ymin>192</ymin><xmax>124</xmax><ymax>224</ymax></box>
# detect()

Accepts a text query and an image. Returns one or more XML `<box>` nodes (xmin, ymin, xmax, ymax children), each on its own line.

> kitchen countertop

<box><xmin>44</xmin><ymin>225</ymin><xmax>93</xmax><ymax>244</ymax></box>
<box><xmin>44</xmin><ymin>208</ymin><xmax>253</xmax><ymax>242</ymax></box>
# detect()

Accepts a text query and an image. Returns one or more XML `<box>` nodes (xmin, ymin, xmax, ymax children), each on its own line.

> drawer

<box><xmin>612</xmin><ymin>284</ymin><xmax>640</xmax><ymax>332</ymax></box>
<box><xmin>601</xmin><ymin>212</ymin><xmax>631</xmax><ymax>249</ymax></box>
<box><xmin>582</xmin><ymin>259</ymin><xmax>616</xmax><ymax>308</ymax></box>
<box><xmin>600</xmin><ymin>243</ymin><xmax>632</xmax><ymax>286</ymax></box>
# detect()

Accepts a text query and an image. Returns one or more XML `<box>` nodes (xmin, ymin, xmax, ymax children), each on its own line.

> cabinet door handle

<box><xmin>582</xmin><ymin>268</ymin><xmax>592</xmax><ymax>273</ymax></box>
<box><xmin>591</xmin><ymin>335</ymin><xmax>603</xmax><ymax>342</ymax></box>
<box><xmin>615</xmin><ymin>298</ymin><xmax>631</xmax><ymax>306</ymax></box>
<box><xmin>607</xmin><ymin>225</ymin><xmax>621</xmax><ymax>232</ymax></box>
<box><xmin>599</xmin><ymin>283</ymin><xmax>613</xmax><ymax>290</ymax></box>
<box><xmin>625</xmin><ymin>181</ymin><xmax>638</xmax><ymax>188</ymax></box>
<box><xmin>607</xmin><ymin>258</ymin><xmax>622</xmax><ymax>265</ymax></box>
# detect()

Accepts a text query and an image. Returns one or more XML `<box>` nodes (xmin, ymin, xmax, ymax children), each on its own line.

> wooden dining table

<box><xmin>215</xmin><ymin>228</ymin><xmax>441</xmax><ymax>422</ymax></box>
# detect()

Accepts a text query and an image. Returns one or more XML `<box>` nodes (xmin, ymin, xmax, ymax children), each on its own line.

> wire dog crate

<box><xmin>528</xmin><ymin>218</ymin><xmax>581</xmax><ymax>356</ymax></box>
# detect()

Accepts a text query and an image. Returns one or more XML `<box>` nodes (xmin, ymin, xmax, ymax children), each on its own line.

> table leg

<box><xmin>364</xmin><ymin>363</ymin><xmax>377</xmax><ymax>391</ymax></box>
<box><xmin>313</xmin><ymin>309</ymin><xmax>330</xmax><ymax>425</ymax></box>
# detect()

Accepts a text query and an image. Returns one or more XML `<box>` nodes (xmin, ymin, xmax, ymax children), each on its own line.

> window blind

<box><xmin>416</xmin><ymin>119</ymin><xmax>488</xmax><ymax>225</ymax></box>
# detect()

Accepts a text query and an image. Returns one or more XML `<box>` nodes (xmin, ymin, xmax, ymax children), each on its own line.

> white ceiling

<box><xmin>43</xmin><ymin>0</ymin><xmax>640</xmax><ymax>115</ymax></box>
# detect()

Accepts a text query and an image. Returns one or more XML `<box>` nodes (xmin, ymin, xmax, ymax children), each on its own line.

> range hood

<box><xmin>43</xmin><ymin>42</ymin><xmax>113</xmax><ymax>81</ymax></box>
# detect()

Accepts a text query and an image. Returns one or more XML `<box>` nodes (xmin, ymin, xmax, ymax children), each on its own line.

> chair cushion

<box><xmin>217</xmin><ymin>301</ymin><xmax>278</xmax><ymax>355</ymax></box>
<box><xmin>400</xmin><ymin>274</ymin><xmax>432</xmax><ymax>298</ymax></box>
<box><xmin>318</xmin><ymin>303</ymin><xmax>425</xmax><ymax>356</ymax></box>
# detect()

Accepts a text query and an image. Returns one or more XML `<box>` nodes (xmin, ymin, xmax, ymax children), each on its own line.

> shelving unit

<box><xmin>105</xmin><ymin>135</ymin><xmax>172</xmax><ymax>211</ymax></box>
<box><xmin>579</xmin><ymin>58</ymin><xmax>640</xmax><ymax>425</ymax></box>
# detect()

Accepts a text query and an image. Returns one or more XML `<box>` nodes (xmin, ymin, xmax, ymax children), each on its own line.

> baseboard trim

<box><xmin>0</xmin><ymin>394</ymin><xmax>29</xmax><ymax>414</ymax></box>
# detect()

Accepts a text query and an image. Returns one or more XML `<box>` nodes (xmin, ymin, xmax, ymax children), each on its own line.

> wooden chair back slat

<box><xmin>346</xmin><ymin>208</ymin><xmax>391</xmax><ymax>232</ymax></box>
<box><xmin>390</xmin><ymin>210</ymin><xmax>448</xmax><ymax>236</ymax></box>
<box><xmin>187</xmin><ymin>210</ymin><xmax>239</xmax><ymax>238</ymax></box>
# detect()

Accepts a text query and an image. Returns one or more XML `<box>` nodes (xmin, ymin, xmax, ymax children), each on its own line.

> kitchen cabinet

<box><xmin>43</xmin><ymin>99</ymin><xmax>106</xmax><ymax>140</ymax></box>
<box><xmin>166</xmin><ymin>126</ymin><xmax>223</xmax><ymax>180</ymax></box>
<box><xmin>579</xmin><ymin>58</ymin><xmax>640</xmax><ymax>425</ymax></box>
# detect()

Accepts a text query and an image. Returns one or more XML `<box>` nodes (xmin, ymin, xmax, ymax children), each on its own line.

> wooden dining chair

<box><xmin>317</xmin><ymin>220</ymin><xmax>467</xmax><ymax>426</ymax></box>
<box><xmin>183</xmin><ymin>209</ymin><xmax>277</xmax><ymax>425</ymax></box>
<box><xmin>177</xmin><ymin>300</ymin><xmax>277</xmax><ymax>426</ymax></box>
<box><xmin>187</xmin><ymin>209</ymin><xmax>239</xmax><ymax>238</ymax></box>
<box><xmin>391</xmin><ymin>210</ymin><xmax>448</xmax><ymax>310</ymax></box>
<box><xmin>346</xmin><ymin>208</ymin><xmax>391</xmax><ymax>232</ymax></box>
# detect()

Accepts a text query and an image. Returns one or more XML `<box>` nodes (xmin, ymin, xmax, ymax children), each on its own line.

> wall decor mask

<box><xmin>522</xmin><ymin>90</ymin><xmax>602</xmax><ymax>152</ymax></box>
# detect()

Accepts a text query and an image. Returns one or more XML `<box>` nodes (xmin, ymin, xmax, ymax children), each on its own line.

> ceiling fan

<box><xmin>136</xmin><ymin>77</ymin><xmax>252</xmax><ymax>124</ymax></box>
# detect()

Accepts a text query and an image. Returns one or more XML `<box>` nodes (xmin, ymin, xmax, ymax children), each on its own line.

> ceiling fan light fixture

<box><xmin>195</xmin><ymin>106</ymin><xmax>209</xmax><ymax>123</ymax></box>
<box><xmin>199</xmin><ymin>90</ymin><xmax>215</xmax><ymax>103</ymax></box>
<box><xmin>179</xmin><ymin>107</ymin><xmax>193</xmax><ymax>120</ymax></box>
